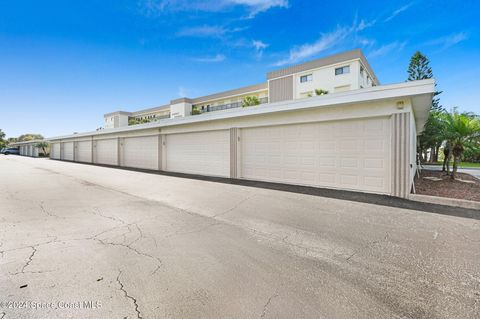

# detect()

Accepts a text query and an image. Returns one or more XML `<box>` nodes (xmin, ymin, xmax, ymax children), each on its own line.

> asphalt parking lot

<box><xmin>0</xmin><ymin>156</ymin><xmax>479</xmax><ymax>319</ymax></box>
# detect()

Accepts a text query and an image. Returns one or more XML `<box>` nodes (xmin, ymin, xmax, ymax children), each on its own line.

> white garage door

<box><xmin>166</xmin><ymin>130</ymin><xmax>230</xmax><ymax>177</ymax></box>
<box><xmin>33</xmin><ymin>147</ymin><xmax>38</xmax><ymax>157</ymax></box>
<box><xmin>62</xmin><ymin>142</ymin><xmax>74</xmax><ymax>161</ymax></box>
<box><xmin>95</xmin><ymin>139</ymin><xmax>118</xmax><ymax>165</ymax></box>
<box><xmin>51</xmin><ymin>143</ymin><xmax>61</xmax><ymax>159</ymax></box>
<box><xmin>20</xmin><ymin>146</ymin><xmax>24</xmax><ymax>156</ymax></box>
<box><xmin>27</xmin><ymin>145</ymin><xmax>32</xmax><ymax>156</ymax></box>
<box><xmin>76</xmin><ymin>141</ymin><xmax>92</xmax><ymax>163</ymax></box>
<box><xmin>122</xmin><ymin>136</ymin><xmax>159</xmax><ymax>170</ymax></box>
<box><xmin>241</xmin><ymin>117</ymin><xmax>391</xmax><ymax>194</ymax></box>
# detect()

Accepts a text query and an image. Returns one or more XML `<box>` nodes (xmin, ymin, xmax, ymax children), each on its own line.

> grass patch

<box><xmin>435</xmin><ymin>161</ymin><xmax>480</xmax><ymax>168</ymax></box>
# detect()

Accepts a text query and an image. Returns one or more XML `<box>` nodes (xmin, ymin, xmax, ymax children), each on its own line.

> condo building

<box><xmin>47</xmin><ymin>48</ymin><xmax>434</xmax><ymax>199</ymax></box>
<box><xmin>104</xmin><ymin>49</ymin><xmax>378</xmax><ymax>129</ymax></box>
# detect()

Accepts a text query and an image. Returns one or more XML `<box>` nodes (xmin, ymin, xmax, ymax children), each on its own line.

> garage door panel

<box><xmin>51</xmin><ymin>143</ymin><xmax>61</xmax><ymax>159</ymax></box>
<box><xmin>364</xmin><ymin>158</ymin><xmax>384</xmax><ymax>169</ymax></box>
<box><xmin>340</xmin><ymin>175</ymin><xmax>358</xmax><ymax>187</ymax></box>
<box><xmin>340</xmin><ymin>158</ymin><xmax>359</xmax><ymax>169</ymax></box>
<box><xmin>122</xmin><ymin>136</ymin><xmax>158</xmax><ymax>170</ymax></box>
<box><xmin>241</xmin><ymin>117</ymin><xmax>391</xmax><ymax>194</ymax></box>
<box><xmin>62</xmin><ymin>142</ymin><xmax>74</xmax><ymax>161</ymax></box>
<box><xmin>166</xmin><ymin>130</ymin><xmax>229</xmax><ymax>177</ymax></box>
<box><xmin>96</xmin><ymin>139</ymin><xmax>118</xmax><ymax>165</ymax></box>
<box><xmin>365</xmin><ymin>176</ymin><xmax>385</xmax><ymax>188</ymax></box>
<box><xmin>318</xmin><ymin>173</ymin><xmax>336</xmax><ymax>184</ymax></box>
<box><xmin>365</xmin><ymin>118</ymin><xmax>388</xmax><ymax>134</ymax></box>
<box><xmin>77</xmin><ymin>141</ymin><xmax>92</xmax><ymax>163</ymax></box>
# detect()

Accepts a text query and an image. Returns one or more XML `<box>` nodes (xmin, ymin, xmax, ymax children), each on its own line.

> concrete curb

<box><xmin>409</xmin><ymin>194</ymin><xmax>480</xmax><ymax>211</ymax></box>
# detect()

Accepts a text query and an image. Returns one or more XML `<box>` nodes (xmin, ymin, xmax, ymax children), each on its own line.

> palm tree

<box><xmin>443</xmin><ymin>110</ymin><xmax>480</xmax><ymax>179</ymax></box>
<box><xmin>36</xmin><ymin>142</ymin><xmax>49</xmax><ymax>156</ymax></box>
<box><xmin>0</xmin><ymin>129</ymin><xmax>6</xmax><ymax>149</ymax></box>
<box><xmin>441</xmin><ymin>141</ymin><xmax>452</xmax><ymax>175</ymax></box>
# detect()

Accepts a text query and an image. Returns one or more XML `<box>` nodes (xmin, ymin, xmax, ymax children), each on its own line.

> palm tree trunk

<box><xmin>434</xmin><ymin>145</ymin><xmax>440</xmax><ymax>162</ymax></box>
<box><xmin>451</xmin><ymin>156</ymin><xmax>460</xmax><ymax>180</ymax></box>
<box><xmin>442</xmin><ymin>146</ymin><xmax>450</xmax><ymax>172</ymax></box>
<box><xmin>445</xmin><ymin>152</ymin><xmax>451</xmax><ymax>175</ymax></box>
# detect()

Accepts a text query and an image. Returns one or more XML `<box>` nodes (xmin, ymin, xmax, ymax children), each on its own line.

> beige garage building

<box><xmin>47</xmin><ymin>80</ymin><xmax>434</xmax><ymax>198</ymax></box>
<box><xmin>10</xmin><ymin>139</ymin><xmax>48</xmax><ymax>157</ymax></box>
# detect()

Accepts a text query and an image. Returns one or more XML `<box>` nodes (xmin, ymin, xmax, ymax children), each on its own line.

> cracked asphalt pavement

<box><xmin>0</xmin><ymin>156</ymin><xmax>479</xmax><ymax>318</ymax></box>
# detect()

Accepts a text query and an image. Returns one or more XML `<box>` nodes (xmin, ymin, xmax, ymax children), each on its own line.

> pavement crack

<box><xmin>346</xmin><ymin>233</ymin><xmax>389</xmax><ymax>262</ymax></box>
<box><xmin>12</xmin><ymin>246</ymin><xmax>37</xmax><ymax>275</ymax></box>
<box><xmin>92</xmin><ymin>207</ymin><xmax>127</xmax><ymax>225</ymax></box>
<box><xmin>151</xmin><ymin>265</ymin><xmax>161</xmax><ymax>276</ymax></box>
<box><xmin>260</xmin><ymin>293</ymin><xmax>278</xmax><ymax>318</ymax></box>
<box><xmin>116</xmin><ymin>271</ymin><xmax>143</xmax><ymax>319</ymax></box>
<box><xmin>40</xmin><ymin>201</ymin><xmax>63</xmax><ymax>218</ymax></box>
<box><xmin>213</xmin><ymin>194</ymin><xmax>256</xmax><ymax>218</ymax></box>
<box><xmin>94</xmin><ymin>232</ymin><xmax>162</xmax><ymax>273</ymax></box>
<box><xmin>126</xmin><ymin>224</ymin><xmax>144</xmax><ymax>246</ymax></box>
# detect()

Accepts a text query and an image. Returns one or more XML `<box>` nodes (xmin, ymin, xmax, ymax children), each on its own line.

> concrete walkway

<box><xmin>1</xmin><ymin>156</ymin><xmax>479</xmax><ymax>319</ymax></box>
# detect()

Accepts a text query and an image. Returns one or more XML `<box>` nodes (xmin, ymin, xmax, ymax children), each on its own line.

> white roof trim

<box><xmin>9</xmin><ymin>139</ymin><xmax>45</xmax><ymax>146</ymax></box>
<box><xmin>48</xmin><ymin>79</ymin><xmax>435</xmax><ymax>141</ymax></box>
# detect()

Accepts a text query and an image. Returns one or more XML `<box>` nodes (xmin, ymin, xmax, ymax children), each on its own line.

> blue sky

<box><xmin>1</xmin><ymin>0</ymin><xmax>479</xmax><ymax>138</ymax></box>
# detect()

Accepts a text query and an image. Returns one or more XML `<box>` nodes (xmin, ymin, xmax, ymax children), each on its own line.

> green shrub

<box><xmin>242</xmin><ymin>96</ymin><xmax>260</xmax><ymax>108</ymax></box>
<box><xmin>315</xmin><ymin>89</ymin><xmax>329</xmax><ymax>96</ymax></box>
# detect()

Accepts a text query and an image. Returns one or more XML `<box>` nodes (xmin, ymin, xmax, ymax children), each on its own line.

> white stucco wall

<box><xmin>170</xmin><ymin>102</ymin><xmax>192</xmax><ymax>118</ymax></box>
<box><xmin>293</xmin><ymin>60</ymin><xmax>369</xmax><ymax>98</ymax></box>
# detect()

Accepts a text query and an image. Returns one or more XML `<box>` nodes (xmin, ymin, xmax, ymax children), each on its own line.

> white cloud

<box><xmin>426</xmin><ymin>32</ymin><xmax>469</xmax><ymax>50</ymax></box>
<box><xmin>272</xmin><ymin>15</ymin><xmax>386</xmax><ymax>66</ymax></box>
<box><xmin>229</xmin><ymin>0</ymin><xmax>289</xmax><ymax>17</ymax></box>
<box><xmin>355</xmin><ymin>19</ymin><xmax>376</xmax><ymax>31</ymax></box>
<box><xmin>274</xmin><ymin>26</ymin><xmax>350</xmax><ymax>66</ymax></box>
<box><xmin>138</xmin><ymin>0</ymin><xmax>288</xmax><ymax>17</ymax></box>
<box><xmin>384</xmin><ymin>3</ymin><xmax>414</xmax><ymax>22</ymax></box>
<box><xmin>252</xmin><ymin>39</ymin><xmax>268</xmax><ymax>58</ymax></box>
<box><xmin>176</xmin><ymin>25</ymin><xmax>241</xmax><ymax>38</ymax></box>
<box><xmin>368</xmin><ymin>41</ymin><xmax>406</xmax><ymax>58</ymax></box>
<box><xmin>357</xmin><ymin>38</ymin><xmax>376</xmax><ymax>48</ymax></box>
<box><xmin>191</xmin><ymin>54</ymin><xmax>226</xmax><ymax>63</ymax></box>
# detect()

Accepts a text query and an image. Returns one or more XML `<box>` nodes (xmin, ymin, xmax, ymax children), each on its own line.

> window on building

<box><xmin>335</xmin><ymin>65</ymin><xmax>350</xmax><ymax>75</ymax></box>
<box><xmin>360</xmin><ymin>66</ymin><xmax>364</xmax><ymax>77</ymax></box>
<box><xmin>300</xmin><ymin>74</ymin><xmax>313</xmax><ymax>83</ymax></box>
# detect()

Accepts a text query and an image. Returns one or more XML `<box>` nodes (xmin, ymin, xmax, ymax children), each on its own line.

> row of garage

<box><xmin>19</xmin><ymin>144</ymin><xmax>39</xmax><ymax>157</ymax></box>
<box><xmin>47</xmin><ymin>81</ymin><xmax>435</xmax><ymax>198</ymax></box>
<box><xmin>50</xmin><ymin>116</ymin><xmax>393</xmax><ymax>195</ymax></box>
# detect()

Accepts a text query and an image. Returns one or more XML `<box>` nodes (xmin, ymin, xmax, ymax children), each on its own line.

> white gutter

<box><xmin>9</xmin><ymin>139</ymin><xmax>45</xmax><ymax>146</ymax></box>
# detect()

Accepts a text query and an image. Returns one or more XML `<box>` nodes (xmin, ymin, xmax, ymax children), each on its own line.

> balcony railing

<box><xmin>191</xmin><ymin>97</ymin><xmax>268</xmax><ymax>115</ymax></box>
<box><xmin>155</xmin><ymin>113</ymin><xmax>171</xmax><ymax>120</ymax></box>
